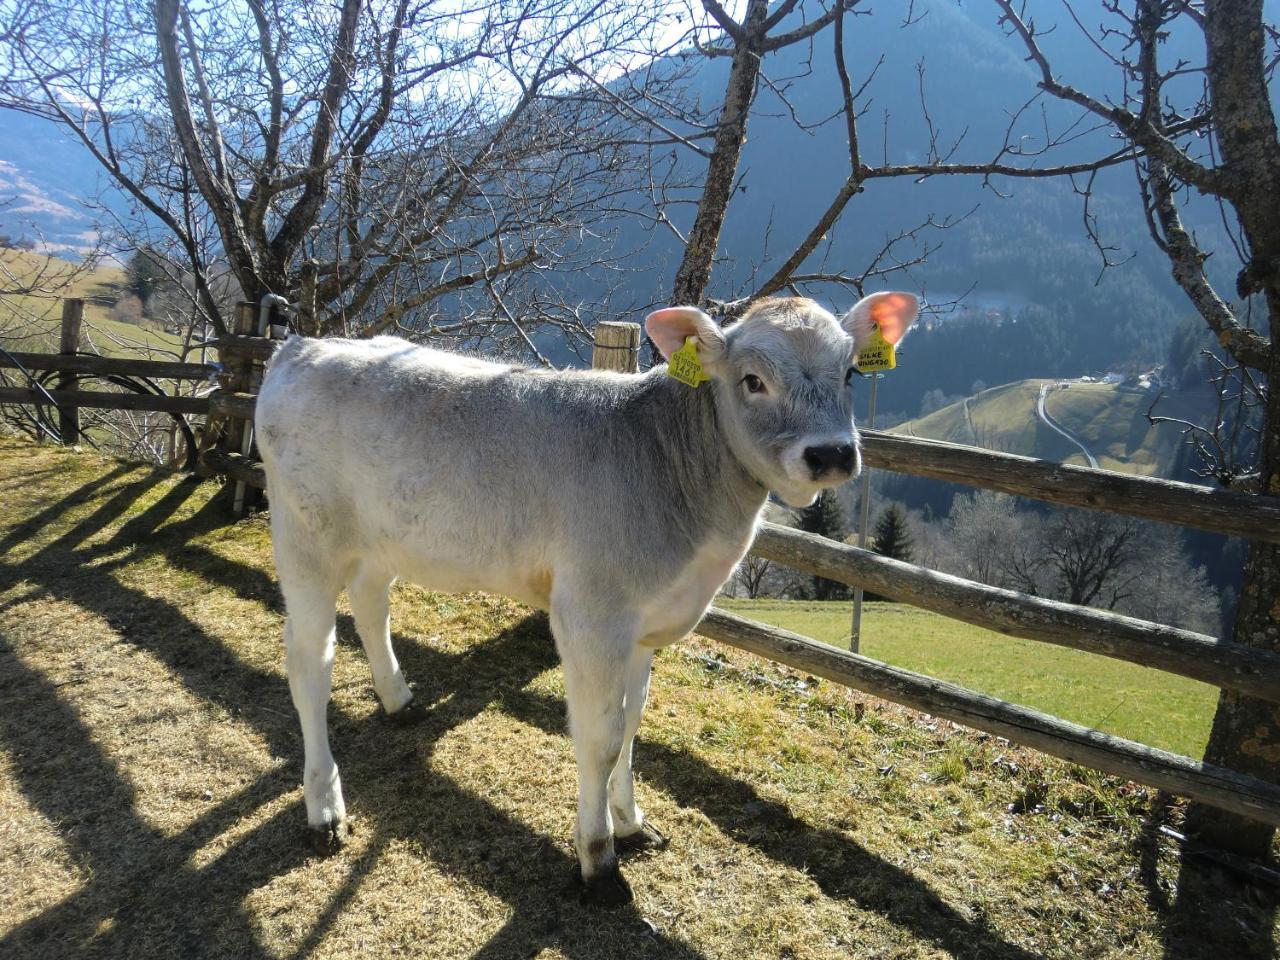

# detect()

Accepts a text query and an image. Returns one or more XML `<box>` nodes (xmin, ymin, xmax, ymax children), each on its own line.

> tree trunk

<box><xmin>669</xmin><ymin>0</ymin><xmax>769</xmax><ymax>307</ymax></box>
<box><xmin>1184</xmin><ymin>0</ymin><xmax>1280</xmax><ymax>859</ymax></box>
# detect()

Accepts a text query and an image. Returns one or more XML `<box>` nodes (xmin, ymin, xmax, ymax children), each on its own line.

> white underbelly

<box><xmin>388</xmin><ymin>544</ymin><xmax>554</xmax><ymax>610</ymax></box>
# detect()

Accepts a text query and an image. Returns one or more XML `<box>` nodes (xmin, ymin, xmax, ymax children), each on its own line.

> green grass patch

<box><xmin>0</xmin><ymin>437</ymin><xmax>1274</xmax><ymax>958</ymax></box>
<box><xmin>0</xmin><ymin>249</ymin><xmax>183</xmax><ymax>357</ymax></box>
<box><xmin>718</xmin><ymin>598</ymin><xmax>1218</xmax><ymax>758</ymax></box>
<box><xmin>897</xmin><ymin>378</ymin><xmax>1217</xmax><ymax>479</ymax></box>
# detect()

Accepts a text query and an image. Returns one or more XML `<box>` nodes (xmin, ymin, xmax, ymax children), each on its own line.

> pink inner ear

<box><xmin>645</xmin><ymin>307</ymin><xmax>702</xmax><ymax>360</ymax></box>
<box><xmin>870</xmin><ymin>293</ymin><xmax>917</xmax><ymax>346</ymax></box>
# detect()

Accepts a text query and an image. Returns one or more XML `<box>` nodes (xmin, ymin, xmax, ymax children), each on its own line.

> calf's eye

<box><xmin>742</xmin><ymin>374</ymin><xmax>766</xmax><ymax>394</ymax></box>
<box><xmin>845</xmin><ymin>366</ymin><xmax>858</xmax><ymax>385</ymax></box>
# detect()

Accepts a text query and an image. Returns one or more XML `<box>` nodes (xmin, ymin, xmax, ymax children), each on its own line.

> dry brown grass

<box><xmin>0</xmin><ymin>436</ymin><xmax>1276</xmax><ymax>959</ymax></box>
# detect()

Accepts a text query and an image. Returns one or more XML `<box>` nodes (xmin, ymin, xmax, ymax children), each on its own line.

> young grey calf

<box><xmin>255</xmin><ymin>292</ymin><xmax>918</xmax><ymax>905</ymax></box>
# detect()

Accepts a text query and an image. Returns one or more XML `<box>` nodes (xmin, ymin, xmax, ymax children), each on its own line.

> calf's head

<box><xmin>646</xmin><ymin>293</ymin><xmax>919</xmax><ymax>507</ymax></box>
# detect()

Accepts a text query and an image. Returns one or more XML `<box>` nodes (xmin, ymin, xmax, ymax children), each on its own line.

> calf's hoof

<box><xmin>578</xmin><ymin>864</ymin><xmax>634</xmax><ymax>908</ymax></box>
<box><xmin>308</xmin><ymin>819</ymin><xmax>352</xmax><ymax>856</ymax></box>
<box><xmin>615</xmin><ymin>821</ymin><xmax>669</xmax><ymax>856</ymax></box>
<box><xmin>385</xmin><ymin>697</ymin><xmax>426</xmax><ymax>727</ymax></box>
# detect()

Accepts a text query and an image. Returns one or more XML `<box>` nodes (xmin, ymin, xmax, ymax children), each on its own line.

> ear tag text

<box><xmin>668</xmin><ymin>336</ymin><xmax>711</xmax><ymax>387</ymax></box>
<box><xmin>856</xmin><ymin>325</ymin><xmax>896</xmax><ymax>373</ymax></box>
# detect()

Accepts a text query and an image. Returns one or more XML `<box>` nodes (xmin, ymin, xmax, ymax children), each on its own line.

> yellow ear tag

<box><xmin>856</xmin><ymin>325</ymin><xmax>896</xmax><ymax>373</ymax></box>
<box><xmin>667</xmin><ymin>336</ymin><xmax>711</xmax><ymax>387</ymax></box>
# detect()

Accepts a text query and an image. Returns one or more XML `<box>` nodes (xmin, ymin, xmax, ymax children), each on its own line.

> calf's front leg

<box><xmin>610</xmin><ymin>648</ymin><xmax>668</xmax><ymax>853</ymax></box>
<box><xmin>554</xmin><ymin>605</ymin><xmax>634</xmax><ymax>906</ymax></box>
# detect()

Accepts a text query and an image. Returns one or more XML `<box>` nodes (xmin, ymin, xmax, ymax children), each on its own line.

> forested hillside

<box><xmin>0</xmin><ymin>2</ymin><xmax>1233</xmax><ymax>420</ymax></box>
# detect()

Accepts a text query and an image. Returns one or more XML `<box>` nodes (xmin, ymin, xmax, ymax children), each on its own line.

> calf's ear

<box><xmin>645</xmin><ymin>307</ymin><xmax>726</xmax><ymax>364</ymax></box>
<box><xmin>841</xmin><ymin>292</ymin><xmax>919</xmax><ymax>351</ymax></box>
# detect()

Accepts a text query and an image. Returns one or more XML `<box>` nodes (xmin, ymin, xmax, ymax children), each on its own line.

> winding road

<box><xmin>1036</xmin><ymin>383</ymin><xmax>1099</xmax><ymax>469</ymax></box>
<box><xmin>961</xmin><ymin>395</ymin><xmax>979</xmax><ymax>445</ymax></box>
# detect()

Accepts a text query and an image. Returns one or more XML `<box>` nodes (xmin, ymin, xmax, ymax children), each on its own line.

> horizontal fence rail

<box><xmin>0</xmin><ymin>352</ymin><xmax>216</xmax><ymax>381</ymax></box>
<box><xmin>751</xmin><ymin>522</ymin><xmax>1280</xmax><ymax>703</ymax></box>
<box><xmin>698</xmin><ymin>608</ymin><xmax>1280</xmax><ymax>828</ymax></box>
<box><xmin>208</xmin><ymin>391</ymin><xmax>259</xmax><ymax>420</ymax></box>
<box><xmin>0</xmin><ymin>386</ymin><xmax>210</xmax><ymax>416</ymax></box>
<box><xmin>862</xmin><ymin>430</ymin><xmax>1280</xmax><ymax>544</ymax></box>
<box><xmin>202</xmin><ymin>449</ymin><xmax>266</xmax><ymax>488</ymax></box>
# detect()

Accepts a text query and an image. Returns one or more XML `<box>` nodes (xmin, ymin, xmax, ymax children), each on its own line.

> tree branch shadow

<box><xmin>497</xmin><ymin>683</ymin><xmax>1048</xmax><ymax>960</ymax></box>
<box><xmin>0</xmin><ymin>475</ymin><xmax>707</xmax><ymax>959</ymax></box>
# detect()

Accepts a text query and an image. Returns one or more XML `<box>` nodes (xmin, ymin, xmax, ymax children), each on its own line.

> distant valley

<box><xmin>0</xmin><ymin>1</ymin><xmax>1240</xmax><ymax>425</ymax></box>
<box><xmin>893</xmin><ymin>378</ymin><xmax>1212</xmax><ymax>481</ymax></box>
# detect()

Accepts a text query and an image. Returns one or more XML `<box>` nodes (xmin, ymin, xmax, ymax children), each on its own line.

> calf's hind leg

<box><xmin>348</xmin><ymin>563</ymin><xmax>415</xmax><ymax>719</ymax></box>
<box><xmin>281</xmin><ymin>576</ymin><xmax>349</xmax><ymax>854</ymax></box>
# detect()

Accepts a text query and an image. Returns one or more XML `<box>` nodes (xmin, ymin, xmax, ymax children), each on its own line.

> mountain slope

<box><xmin>894</xmin><ymin>379</ymin><xmax>1212</xmax><ymax>479</ymax></box>
<box><xmin>0</xmin><ymin>1</ymin><xmax>1234</xmax><ymax>411</ymax></box>
<box><xmin>0</xmin><ymin>249</ymin><xmax>182</xmax><ymax>356</ymax></box>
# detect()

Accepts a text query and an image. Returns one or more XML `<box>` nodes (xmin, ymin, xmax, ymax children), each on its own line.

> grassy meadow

<box><xmin>0</xmin><ymin>248</ymin><xmax>184</xmax><ymax>356</ymax></box>
<box><xmin>717</xmin><ymin>598</ymin><xmax>1219</xmax><ymax>759</ymax></box>
<box><xmin>896</xmin><ymin>379</ymin><xmax>1215</xmax><ymax>477</ymax></box>
<box><xmin>1</xmin><ymin>436</ymin><xmax>1275</xmax><ymax>958</ymax></box>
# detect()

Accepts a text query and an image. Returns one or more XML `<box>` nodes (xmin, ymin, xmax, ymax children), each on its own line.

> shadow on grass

<box><xmin>13</xmin><ymin>462</ymin><xmax>1260</xmax><ymax>958</ymax></box>
<box><xmin>0</xmin><ymin>626</ymin><xmax>306</xmax><ymax>959</ymax></box>
<box><xmin>0</xmin><ymin>471</ymin><xmax>703</xmax><ymax>959</ymax></box>
<box><xmin>1132</xmin><ymin>794</ymin><xmax>1279</xmax><ymax>960</ymax></box>
<box><xmin>496</xmin><ymin>685</ymin><xmax>1045</xmax><ymax>960</ymax></box>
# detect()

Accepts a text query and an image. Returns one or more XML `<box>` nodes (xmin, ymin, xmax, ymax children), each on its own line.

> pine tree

<box><xmin>795</xmin><ymin>490</ymin><xmax>850</xmax><ymax>600</ymax></box>
<box><xmin>125</xmin><ymin>246</ymin><xmax>171</xmax><ymax>306</ymax></box>
<box><xmin>867</xmin><ymin>504</ymin><xmax>913</xmax><ymax>601</ymax></box>
<box><xmin>872</xmin><ymin>504</ymin><xmax>914</xmax><ymax>563</ymax></box>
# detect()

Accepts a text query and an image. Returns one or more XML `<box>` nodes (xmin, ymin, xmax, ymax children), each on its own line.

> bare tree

<box><xmin>0</xmin><ymin>0</ymin><xmax>671</xmax><ymax>351</ymax></box>
<box><xmin>574</xmin><ymin>0</ymin><xmax>1148</xmax><ymax>375</ymax></box>
<box><xmin>734</xmin><ymin>553</ymin><xmax>777</xmax><ymax>599</ymax></box>
<box><xmin>1041</xmin><ymin>509</ymin><xmax>1142</xmax><ymax>608</ymax></box>
<box><xmin>946</xmin><ymin>489</ymin><xmax>1022</xmax><ymax>586</ymax></box>
<box><xmin>987</xmin><ymin>0</ymin><xmax>1280</xmax><ymax>861</ymax></box>
<box><xmin>1149</xmin><ymin>349</ymin><xmax>1265</xmax><ymax>489</ymax></box>
<box><xmin>1117</xmin><ymin>525</ymin><xmax>1222</xmax><ymax>635</ymax></box>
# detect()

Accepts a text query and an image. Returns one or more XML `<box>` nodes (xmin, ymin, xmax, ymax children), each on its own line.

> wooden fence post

<box><xmin>591</xmin><ymin>321</ymin><xmax>641</xmax><ymax>373</ymax></box>
<box><xmin>218</xmin><ymin>302</ymin><xmax>263</xmax><ymax>516</ymax></box>
<box><xmin>57</xmin><ymin>298</ymin><xmax>84</xmax><ymax>445</ymax></box>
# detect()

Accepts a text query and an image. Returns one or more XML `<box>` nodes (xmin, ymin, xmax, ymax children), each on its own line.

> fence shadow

<box><xmin>496</xmin><ymin>685</ymin><xmax>1046</xmax><ymax>960</ymax></box>
<box><xmin>4</xmin><ymin>463</ymin><xmax>1265</xmax><ymax>959</ymax></box>
<box><xmin>1130</xmin><ymin>793</ymin><xmax>1278</xmax><ymax>960</ymax></box>
<box><xmin>0</xmin><ymin>473</ymin><xmax>705</xmax><ymax>959</ymax></box>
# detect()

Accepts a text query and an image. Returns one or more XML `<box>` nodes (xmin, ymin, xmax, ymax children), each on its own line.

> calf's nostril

<box><xmin>803</xmin><ymin>444</ymin><xmax>856</xmax><ymax>475</ymax></box>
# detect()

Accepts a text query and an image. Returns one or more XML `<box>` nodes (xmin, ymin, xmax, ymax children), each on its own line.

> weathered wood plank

<box><xmin>751</xmin><ymin>522</ymin><xmax>1280</xmax><ymax>701</ymax></box>
<box><xmin>0</xmin><ymin>387</ymin><xmax>209</xmax><ymax>415</ymax></box>
<box><xmin>698</xmin><ymin>607</ymin><xmax>1280</xmax><ymax>827</ymax></box>
<box><xmin>0</xmin><ymin>352</ymin><xmax>216</xmax><ymax>380</ymax></box>
<box><xmin>861</xmin><ymin>430</ymin><xmax>1280</xmax><ymax>544</ymax></box>
<box><xmin>57</xmin><ymin>299</ymin><xmax>83</xmax><ymax>445</ymax></box>
<box><xmin>207</xmin><ymin>391</ymin><xmax>257</xmax><ymax>420</ymax></box>
<box><xmin>200</xmin><ymin>449</ymin><xmax>266</xmax><ymax>489</ymax></box>
<box><xmin>227</xmin><ymin>305</ymin><xmax>264</xmax><ymax>517</ymax></box>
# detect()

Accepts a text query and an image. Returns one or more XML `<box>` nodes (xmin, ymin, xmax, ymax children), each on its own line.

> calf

<box><xmin>255</xmin><ymin>292</ymin><xmax>918</xmax><ymax>905</ymax></box>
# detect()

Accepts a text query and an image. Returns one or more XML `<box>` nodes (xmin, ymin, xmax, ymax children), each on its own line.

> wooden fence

<box><xmin>5</xmin><ymin>304</ymin><xmax>1280</xmax><ymax>829</ymax></box>
<box><xmin>590</xmin><ymin>322</ymin><xmax>1280</xmax><ymax>830</ymax></box>
<box><xmin>0</xmin><ymin>299</ymin><xmax>269</xmax><ymax>476</ymax></box>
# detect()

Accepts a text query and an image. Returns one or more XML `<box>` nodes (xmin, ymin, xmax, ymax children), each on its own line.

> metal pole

<box><xmin>850</xmin><ymin>373</ymin><xmax>879</xmax><ymax>653</ymax></box>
